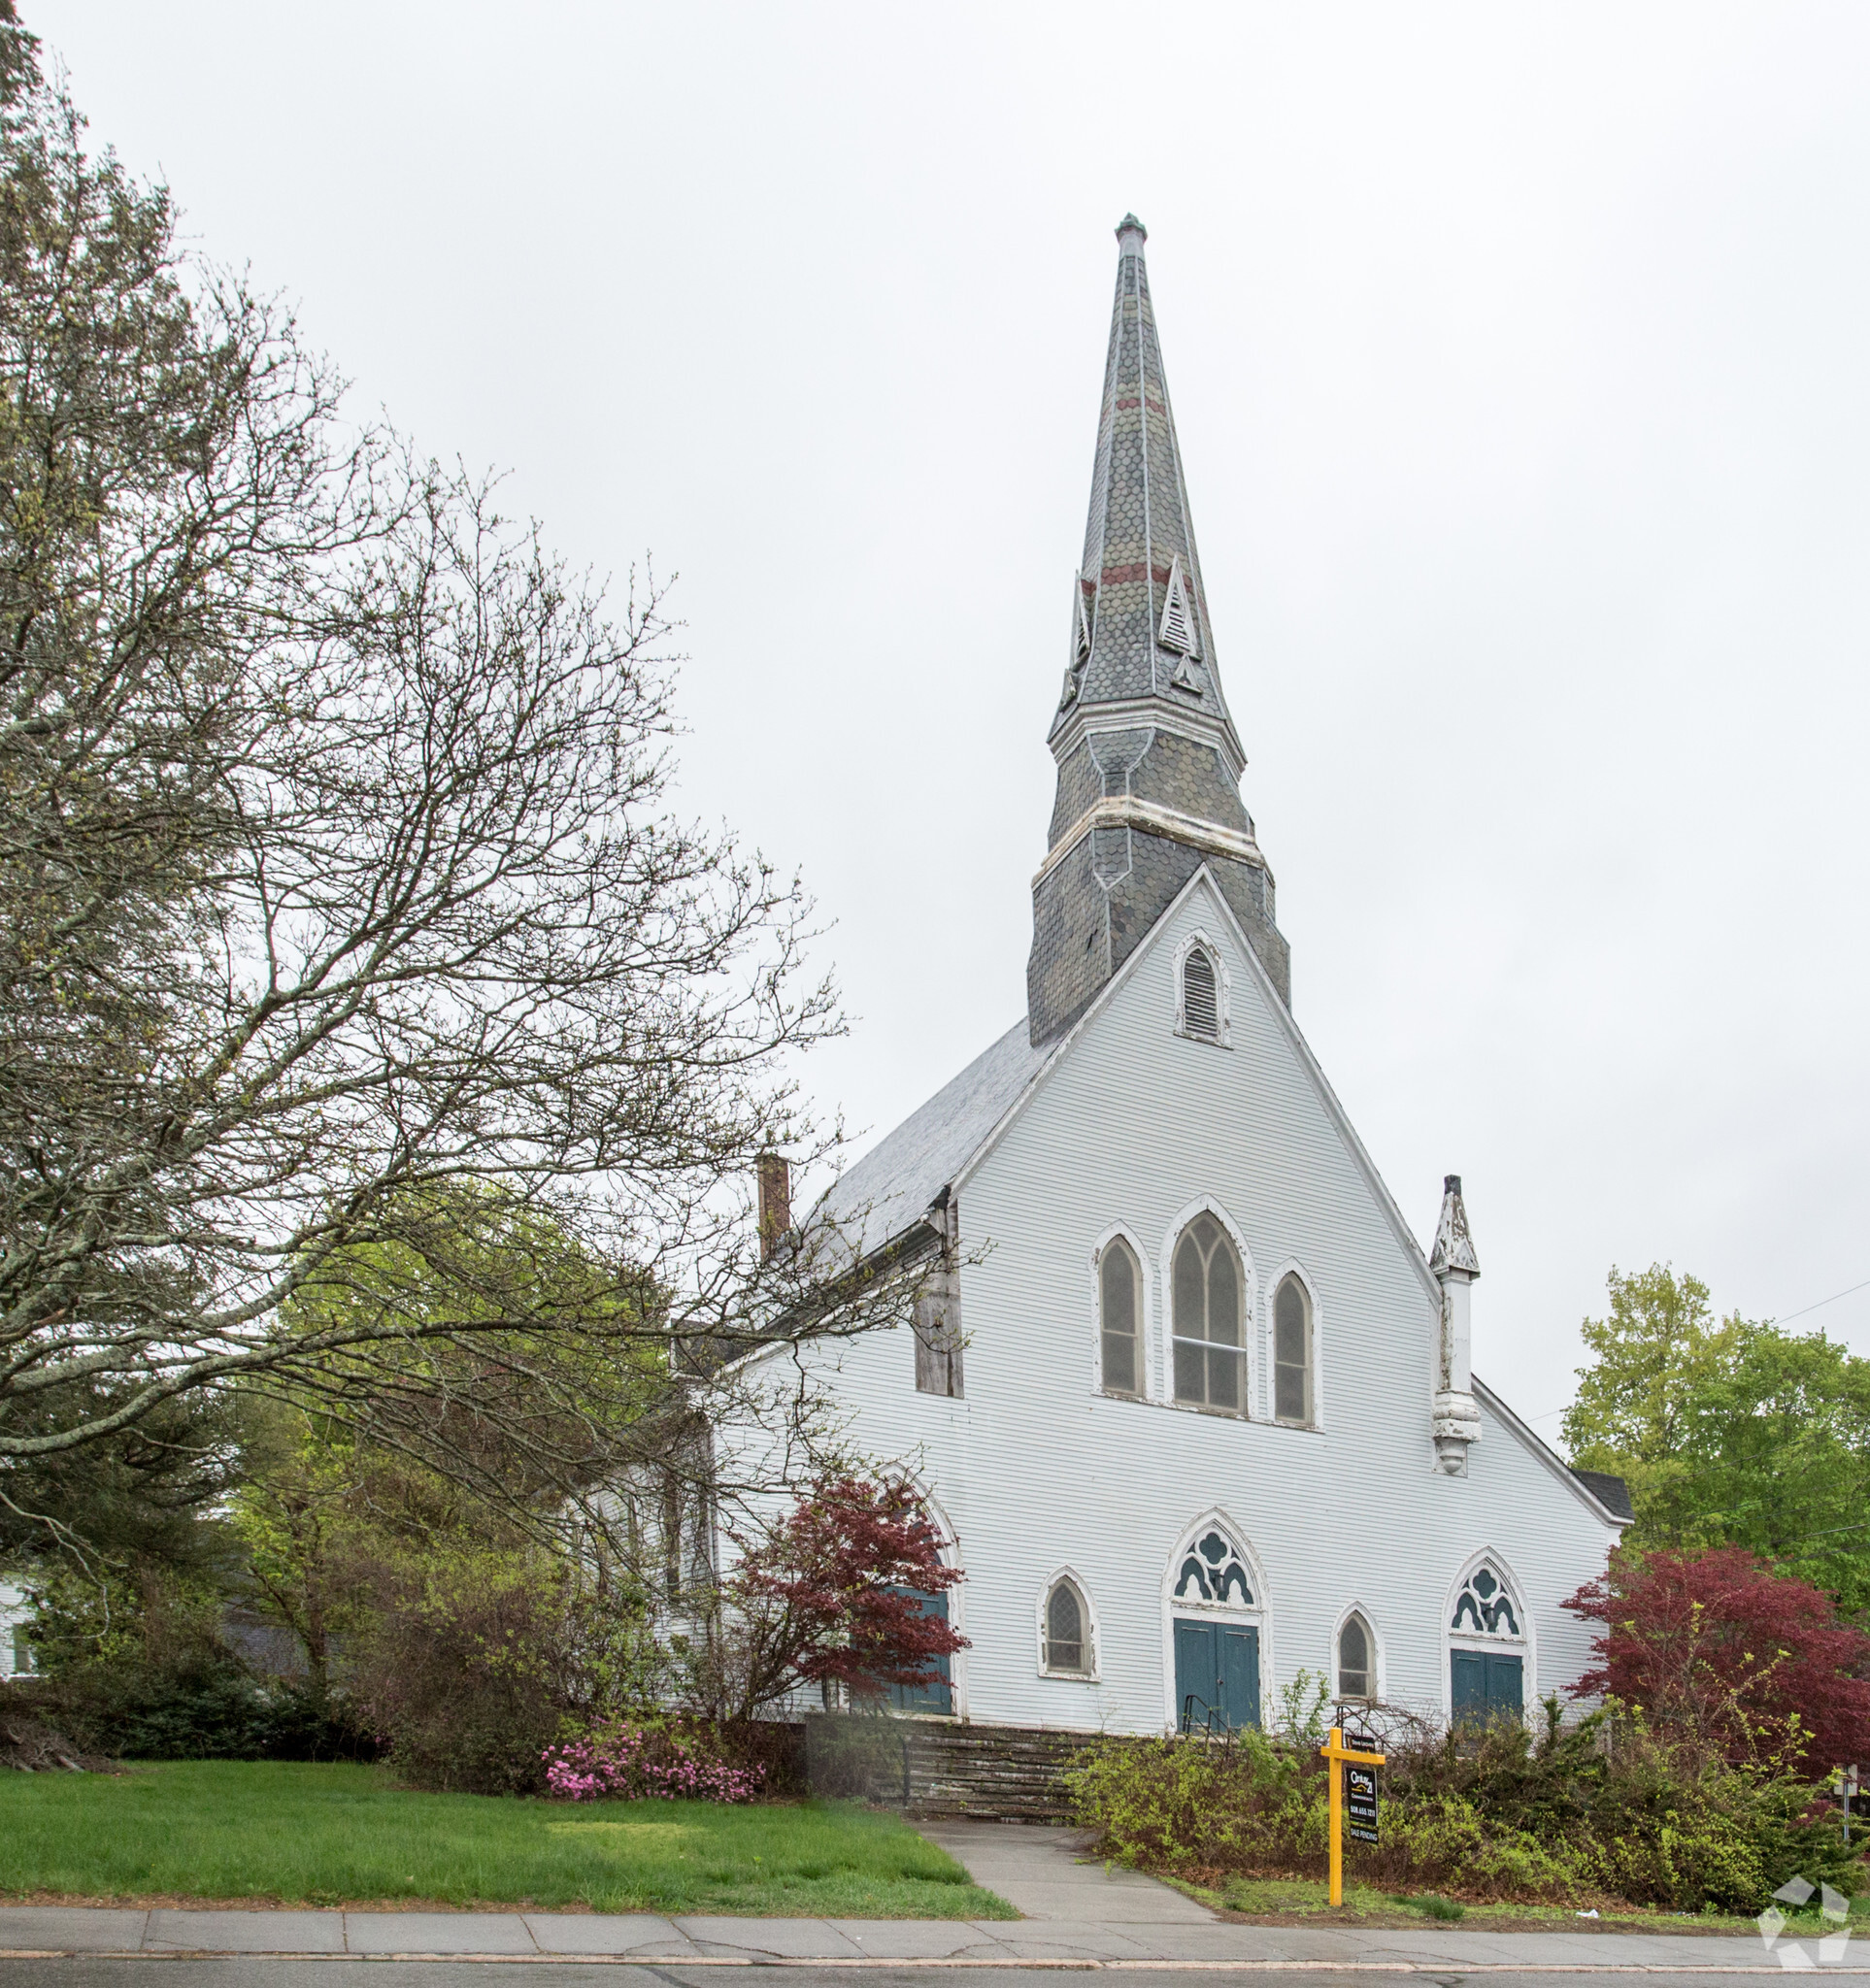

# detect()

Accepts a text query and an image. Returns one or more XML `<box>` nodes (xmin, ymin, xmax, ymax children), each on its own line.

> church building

<box><xmin>729</xmin><ymin>215</ymin><xmax>1628</xmax><ymax>1737</ymax></box>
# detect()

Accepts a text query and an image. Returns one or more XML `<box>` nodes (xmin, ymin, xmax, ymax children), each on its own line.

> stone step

<box><xmin>901</xmin><ymin>1721</ymin><xmax>1096</xmax><ymax>1822</ymax></box>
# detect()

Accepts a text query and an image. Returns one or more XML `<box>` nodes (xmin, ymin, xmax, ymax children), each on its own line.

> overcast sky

<box><xmin>35</xmin><ymin>1</ymin><xmax>1870</xmax><ymax>1441</ymax></box>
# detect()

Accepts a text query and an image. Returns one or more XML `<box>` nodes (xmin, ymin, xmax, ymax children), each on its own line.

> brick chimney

<box><xmin>756</xmin><ymin>1152</ymin><xmax>791</xmax><ymax>1260</ymax></box>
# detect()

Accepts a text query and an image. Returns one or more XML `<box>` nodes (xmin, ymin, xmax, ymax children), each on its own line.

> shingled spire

<box><xmin>1029</xmin><ymin>217</ymin><xmax>1288</xmax><ymax>1044</ymax></box>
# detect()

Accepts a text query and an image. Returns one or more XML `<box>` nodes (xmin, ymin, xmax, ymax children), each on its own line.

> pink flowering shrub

<box><xmin>543</xmin><ymin>1717</ymin><xmax>766</xmax><ymax>1803</ymax></box>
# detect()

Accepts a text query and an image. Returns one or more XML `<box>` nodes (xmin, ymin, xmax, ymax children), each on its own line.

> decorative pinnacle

<box><xmin>1116</xmin><ymin>213</ymin><xmax>1148</xmax><ymax>245</ymax></box>
<box><xmin>1429</xmin><ymin>1174</ymin><xmax>1481</xmax><ymax>1279</ymax></box>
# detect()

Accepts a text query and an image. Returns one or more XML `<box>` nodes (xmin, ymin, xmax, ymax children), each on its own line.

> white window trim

<box><xmin>1036</xmin><ymin>1565</ymin><xmax>1101</xmax><ymax>1682</ymax></box>
<box><xmin>1172</xmin><ymin>928</ymin><xmax>1231</xmax><ymax>1048</ymax></box>
<box><xmin>1157</xmin><ymin>1196</ymin><xmax>1258</xmax><ymax>1419</ymax></box>
<box><xmin>1157</xmin><ymin>1508</ymin><xmax>1273</xmax><ymax>1734</ymax></box>
<box><xmin>1087</xmin><ymin>1222</ymin><xmax>1156</xmax><ymax>1403</ymax></box>
<box><xmin>1443</xmin><ymin>1545</ymin><xmax>1536</xmax><ymax>1720</ymax></box>
<box><xmin>1264</xmin><ymin>1259</ymin><xmax>1324</xmax><ymax>1432</ymax></box>
<box><xmin>1331</xmin><ymin>1600</ymin><xmax>1386</xmax><ymax>1706</ymax></box>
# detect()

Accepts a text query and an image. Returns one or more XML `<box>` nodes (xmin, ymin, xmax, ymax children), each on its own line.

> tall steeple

<box><xmin>1028</xmin><ymin>217</ymin><xmax>1288</xmax><ymax>1045</ymax></box>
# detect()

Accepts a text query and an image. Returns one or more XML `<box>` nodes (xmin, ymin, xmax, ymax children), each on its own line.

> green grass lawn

<box><xmin>0</xmin><ymin>1761</ymin><xmax>1017</xmax><ymax>1919</ymax></box>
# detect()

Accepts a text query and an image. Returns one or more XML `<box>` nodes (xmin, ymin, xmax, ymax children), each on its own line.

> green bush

<box><xmin>41</xmin><ymin>1670</ymin><xmax>374</xmax><ymax>1762</ymax></box>
<box><xmin>18</xmin><ymin>1562</ymin><xmax>375</xmax><ymax>1763</ymax></box>
<box><xmin>1066</xmin><ymin>1708</ymin><xmax>1862</xmax><ymax>1913</ymax></box>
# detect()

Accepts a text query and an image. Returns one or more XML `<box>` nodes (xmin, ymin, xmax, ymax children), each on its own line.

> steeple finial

<box><xmin>1116</xmin><ymin>212</ymin><xmax>1148</xmax><ymax>246</ymax></box>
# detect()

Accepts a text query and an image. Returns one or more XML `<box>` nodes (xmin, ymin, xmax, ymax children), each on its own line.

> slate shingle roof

<box><xmin>1568</xmin><ymin>1467</ymin><xmax>1635</xmax><ymax>1521</ymax></box>
<box><xmin>1052</xmin><ymin>215</ymin><xmax>1242</xmax><ymax>756</ymax></box>
<box><xmin>815</xmin><ymin>1018</ymin><xmax>1046</xmax><ymax>1264</ymax></box>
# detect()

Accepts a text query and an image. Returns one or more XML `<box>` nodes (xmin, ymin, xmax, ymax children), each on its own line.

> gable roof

<box><xmin>816</xmin><ymin>1017</ymin><xmax>1046</xmax><ymax>1265</ymax></box>
<box><xmin>1473</xmin><ymin>1377</ymin><xmax>1634</xmax><ymax>1531</ymax></box>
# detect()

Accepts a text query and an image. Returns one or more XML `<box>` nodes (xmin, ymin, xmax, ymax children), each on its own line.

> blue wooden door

<box><xmin>1451</xmin><ymin>1649</ymin><xmax>1522</xmax><ymax>1724</ymax></box>
<box><xmin>887</xmin><ymin>1589</ymin><xmax>953</xmax><ymax>1713</ymax></box>
<box><xmin>1174</xmin><ymin>1619</ymin><xmax>1260</xmax><ymax>1730</ymax></box>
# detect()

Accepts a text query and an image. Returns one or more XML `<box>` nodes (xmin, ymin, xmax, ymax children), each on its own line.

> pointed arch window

<box><xmin>1451</xmin><ymin>1563</ymin><xmax>1520</xmax><ymax>1639</ymax></box>
<box><xmin>1172</xmin><ymin>1215</ymin><xmax>1243</xmax><ymax>1412</ymax></box>
<box><xmin>1044</xmin><ymin>1577</ymin><xmax>1089</xmax><ymax>1674</ymax></box>
<box><xmin>1273</xmin><ymin>1275</ymin><xmax>1314</xmax><ymax>1426</ymax></box>
<box><xmin>1338</xmin><ymin>1612</ymin><xmax>1374</xmax><ymax>1701</ymax></box>
<box><xmin>1173</xmin><ymin>1529</ymin><xmax>1253</xmax><ymax>1606</ymax></box>
<box><xmin>1099</xmin><ymin>1237</ymin><xmax>1142</xmax><ymax>1398</ymax></box>
<box><xmin>1181</xmin><ymin>946</ymin><xmax>1219</xmax><ymax>1043</ymax></box>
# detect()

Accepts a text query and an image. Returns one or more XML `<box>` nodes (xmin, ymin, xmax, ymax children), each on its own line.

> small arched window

<box><xmin>1273</xmin><ymin>1275</ymin><xmax>1313</xmax><ymax>1426</ymax></box>
<box><xmin>1338</xmin><ymin>1612</ymin><xmax>1374</xmax><ymax>1701</ymax></box>
<box><xmin>1099</xmin><ymin>1238</ymin><xmax>1141</xmax><ymax>1397</ymax></box>
<box><xmin>1182</xmin><ymin>945</ymin><xmax>1219</xmax><ymax>1042</ymax></box>
<box><xmin>1044</xmin><ymin>1578</ymin><xmax>1088</xmax><ymax>1673</ymax></box>
<box><xmin>1172</xmin><ymin>1214</ymin><xmax>1243</xmax><ymax>1412</ymax></box>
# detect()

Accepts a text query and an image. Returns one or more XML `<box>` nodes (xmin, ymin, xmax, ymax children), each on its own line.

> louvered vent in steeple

<box><xmin>1158</xmin><ymin>555</ymin><xmax>1198</xmax><ymax>656</ymax></box>
<box><xmin>1058</xmin><ymin>575</ymin><xmax>1097</xmax><ymax>712</ymax></box>
<box><xmin>1182</xmin><ymin>946</ymin><xmax>1219</xmax><ymax>1041</ymax></box>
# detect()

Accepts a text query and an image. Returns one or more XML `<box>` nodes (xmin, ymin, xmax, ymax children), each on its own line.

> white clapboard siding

<box><xmin>718</xmin><ymin>870</ymin><xmax>1619</xmax><ymax>1733</ymax></box>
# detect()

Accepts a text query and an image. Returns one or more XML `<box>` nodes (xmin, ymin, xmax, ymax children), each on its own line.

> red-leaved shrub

<box><xmin>711</xmin><ymin>1474</ymin><xmax>966</xmax><ymax>1717</ymax></box>
<box><xmin>1565</xmin><ymin>1546</ymin><xmax>1870</xmax><ymax>1772</ymax></box>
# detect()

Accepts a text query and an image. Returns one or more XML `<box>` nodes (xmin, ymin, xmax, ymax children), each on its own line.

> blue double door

<box><xmin>1173</xmin><ymin>1617</ymin><xmax>1260</xmax><ymax>1732</ymax></box>
<box><xmin>1451</xmin><ymin>1649</ymin><xmax>1523</xmax><ymax>1724</ymax></box>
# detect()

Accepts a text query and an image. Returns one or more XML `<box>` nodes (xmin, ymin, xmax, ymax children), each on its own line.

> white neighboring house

<box><xmin>0</xmin><ymin>1578</ymin><xmax>32</xmax><ymax>1678</ymax></box>
<box><xmin>715</xmin><ymin>215</ymin><xmax>1629</xmax><ymax>1738</ymax></box>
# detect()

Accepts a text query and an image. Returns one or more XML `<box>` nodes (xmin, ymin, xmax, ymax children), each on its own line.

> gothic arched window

<box><xmin>1172</xmin><ymin>1214</ymin><xmax>1243</xmax><ymax>1412</ymax></box>
<box><xmin>1044</xmin><ymin>1578</ymin><xmax>1089</xmax><ymax>1673</ymax></box>
<box><xmin>1181</xmin><ymin>945</ymin><xmax>1219</xmax><ymax>1043</ymax></box>
<box><xmin>1452</xmin><ymin>1563</ymin><xmax>1520</xmax><ymax>1638</ymax></box>
<box><xmin>1273</xmin><ymin>1275</ymin><xmax>1314</xmax><ymax>1426</ymax></box>
<box><xmin>1099</xmin><ymin>1237</ymin><xmax>1142</xmax><ymax>1397</ymax></box>
<box><xmin>1338</xmin><ymin>1612</ymin><xmax>1374</xmax><ymax>1701</ymax></box>
<box><xmin>1173</xmin><ymin>1529</ymin><xmax>1254</xmax><ymax>1606</ymax></box>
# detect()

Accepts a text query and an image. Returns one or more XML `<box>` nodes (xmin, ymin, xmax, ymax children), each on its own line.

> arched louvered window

<box><xmin>1044</xmin><ymin>1577</ymin><xmax>1089</xmax><ymax>1673</ymax></box>
<box><xmin>1172</xmin><ymin>1214</ymin><xmax>1243</xmax><ymax>1412</ymax></box>
<box><xmin>1182</xmin><ymin>946</ymin><xmax>1219</xmax><ymax>1042</ymax></box>
<box><xmin>1338</xmin><ymin>1612</ymin><xmax>1374</xmax><ymax>1701</ymax></box>
<box><xmin>1099</xmin><ymin>1237</ymin><xmax>1141</xmax><ymax>1397</ymax></box>
<box><xmin>1273</xmin><ymin>1275</ymin><xmax>1313</xmax><ymax>1426</ymax></box>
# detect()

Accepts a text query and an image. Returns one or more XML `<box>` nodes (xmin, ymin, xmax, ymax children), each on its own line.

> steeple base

<box><xmin>1028</xmin><ymin>828</ymin><xmax>1287</xmax><ymax>1046</ymax></box>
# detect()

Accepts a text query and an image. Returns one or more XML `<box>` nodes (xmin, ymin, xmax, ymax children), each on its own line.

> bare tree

<box><xmin>0</xmin><ymin>17</ymin><xmax>913</xmax><ymax>1516</ymax></box>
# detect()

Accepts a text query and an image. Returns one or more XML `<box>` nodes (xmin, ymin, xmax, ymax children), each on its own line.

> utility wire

<box><xmin>1520</xmin><ymin>1275</ymin><xmax>1870</xmax><ymax>1432</ymax></box>
<box><xmin>1776</xmin><ymin>1276</ymin><xmax>1870</xmax><ymax>1326</ymax></box>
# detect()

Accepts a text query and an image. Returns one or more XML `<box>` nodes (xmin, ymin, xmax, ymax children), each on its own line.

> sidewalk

<box><xmin>0</xmin><ymin>1904</ymin><xmax>1851</xmax><ymax>1969</ymax></box>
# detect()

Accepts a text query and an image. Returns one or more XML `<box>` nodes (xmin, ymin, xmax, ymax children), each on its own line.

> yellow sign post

<box><xmin>1319</xmin><ymin>1723</ymin><xmax>1386</xmax><ymax>1907</ymax></box>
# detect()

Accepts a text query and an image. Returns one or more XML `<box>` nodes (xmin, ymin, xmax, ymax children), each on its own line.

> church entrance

<box><xmin>887</xmin><ymin>1588</ymin><xmax>954</xmax><ymax>1714</ymax></box>
<box><xmin>1173</xmin><ymin>1617</ymin><xmax>1259</xmax><ymax>1731</ymax></box>
<box><xmin>1451</xmin><ymin>1648</ymin><xmax>1521</xmax><ymax>1725</ymax></box>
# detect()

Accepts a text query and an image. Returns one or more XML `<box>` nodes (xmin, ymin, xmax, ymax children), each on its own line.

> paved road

<box><xmin>0</xmin><ymin>1965</ymin><xmax>1863</xmax><ymax>1988</ymax></box>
